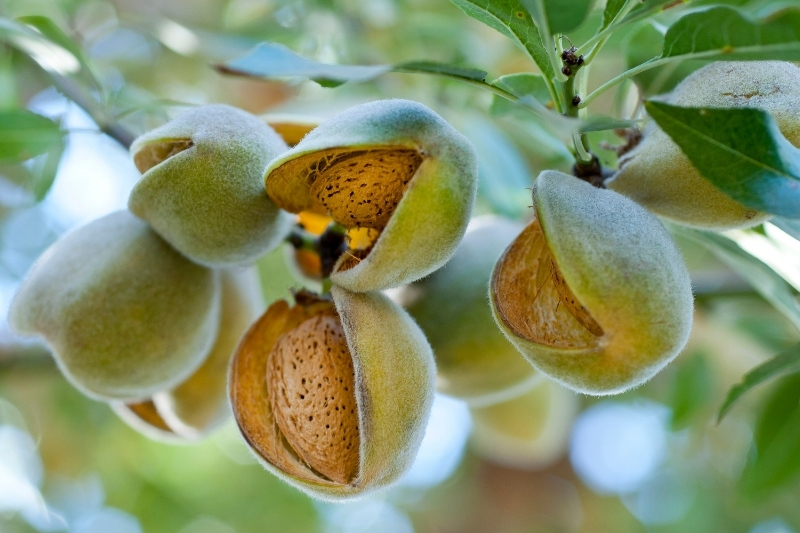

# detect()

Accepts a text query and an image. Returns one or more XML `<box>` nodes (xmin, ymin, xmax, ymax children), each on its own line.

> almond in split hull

<box><xmin>263</xmin><ymin>99</ymin><xmax>478</xmax><ymax>292</ymax></box>
<box><xmin>231</xmin><ymin>288</ymin><xmax>436</xmax><ymax>500</ymax></box>
<box><xmin>267</xmin><ymin>312</ymin><xmax>360</xmax><ymax>484</ymax></box>
<box><xmin>490</xmin><ymin>170</ymin><xmax>694</xmax><ymax>395</ymax></box>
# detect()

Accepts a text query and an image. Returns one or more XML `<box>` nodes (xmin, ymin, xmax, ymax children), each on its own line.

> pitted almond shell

<box><xmin>607</xmin><ymin>61</ymin><xmax>800</xmax><ymax>230</ymax></box>
<box><xmin>490</xmin><ymin>171</ymin><xmax>693</xmax><ymax>395</ymax></box>
<box><xmin>264</xmin><ymin>99</ymin><xmax>478</xmax><ymax>292</ymax></box>
<box><xmin>9</xmin><ymin>210</ymin><xmax>220</xmax><ymax>401</ymax></box>
<box><xmin>267</xmin><ymin>310</ymin><xmax>360</xmax><ymax>484</ymax></box>
<box><xmin>401</xmin><ymin>216</ymin><xmax>542</xmax><ymax>406</ymax></box>
<box><xmin>230</xmin><ymin>286</ymin><xmax>435</xmax><ymax>501</ymax></box>
<box><xmin>151</xmin><ymin>267</ymin><xmax>264</xmax><ymax>438</ymax></box>
<box><xmin>262</xmin><ymin>114</ymin><xmax>319</xmax><ymax>147</ymax></box>
<box><xmin>129</xmin><ymin>104</ymin><xmax>294</xmax><ymax>266</ymax></box>
<box><xmin>469</xmin><ymin>379</ymin><xmax>579</xmax><ymax>470</ymax></box>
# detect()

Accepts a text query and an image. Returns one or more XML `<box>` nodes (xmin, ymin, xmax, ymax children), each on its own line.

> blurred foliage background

<box><xmin>2</xmin><ymin>0</ymin><xmax>800</xmax><ymax>531</ymax></box>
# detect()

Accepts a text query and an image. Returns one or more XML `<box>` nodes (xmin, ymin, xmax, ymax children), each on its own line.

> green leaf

<box><xmin>29</xmin><ymin>135</ymin><xmax>64</xmax><ymax>201</ymax></box>
<box><xmin>621</xmin><ymin>0</ymin><xmax>690</xmax><ymax>26</ymax></box>
<box><xmin>575</xmin><ymin>5</ymin><xmax>800</xmax><ymax>104</ymax></box>
<box><xmin>0</xmin><ymin>129</ymin><xmax>63</xmax><ymax>203</ymax></box>
<box><xmin>673</xmin><ymin>227</ymin><xmax>800</xmax><ymax>332</ymax></box>
<box><xmin>215</xmin><ymin>43</ymin><xmax>489</xmax><ymax>87</ymax></box>
<box><xmin>670</xmin><ymin>352</ymin><xmax>714</xmax><ymax>430</ymax></box>
<box><xmin>490</xmin><ymin>73</ymin><xmax>552</xmax><ymax>116</ymax></box>
<box><xmin>16</xmin><ymin>16</ymin><xmax>100</xmax><ymax>90</ymax></box>
<box><xmin>0</xmin><ymin>48</ymin><xmax>17</xmax><ymax>110</ymax></box>
<box><xmin>217</xmin><ymin>42</ymin><xmax>577</xmax><ymax>132</ymax></box>
<box><xmin>459</xmin><ymin>114</ymin><xmax>533</xmax><ymax>218</ymax></box>
<box><xmin>585</xmin><ymin>4</ymin><xmax>800</xmax><ymax>102</ymax></box>
<box><xmin>661</xmin><ymin>6</ymin><xmax>800</xmax><ymax>61</ymax></box>
<box><xmin>543</xmin><ymin>0</ymin><xmax>593</xmax><ymax>34</ymax></box>
<box><xmin>645</xmin><ymin>101</ymin><xmax>800</xmax><ymax>217</ymax></box>
<box><xmin>0</xmin><ymin>161</ymin><xmax>35</xmax><ymax>192</ymax></box>
<box><xmin>740</xmin><ymin>372</ymin><xmax>800</xmax><ymax>497</ymax></box>
<box><xmin>216</xmin><ymin>42</ymin><xmax>391</xmax><ymax>85</ymax></box>
<box><xmin>577</xmin><ymin>115</ymin><xmax>639</xmax><ymax>132</ymax></box>
<box><xmin>719</xmin><ymin>343</ymin><xmax>800</xmax><ymax>421</ymax></box>
<box><xmin>0</xmin><ymin>109</ymin><xmax>63</xmax><ymax>163</ymax></box>
<box><xmin>393</xmin><ymin>61</ymin><xmax>487</xmax><ymax>82</ymax></box>
<box><xmin>771</xmin><ymin>217</ymin><xmax>800</xmax><ymax>241</ymax></box>
<box><xmin>449</xmin><ymin>0</ymin><xmax>555</xmax><ymax>79</ymax></box>
<box><xmin>694</xmin><ymin>0</ymin><xmax>748</xmax><ymax>6</ymax></box>
<box><xmin>625</xmin><ymin>23</ymin><xmax>703</xmax><ymax>95</ymax></box>
<box><xmin>16</xmin><ymin>16</ymin><xmax>81</xmax><ymax>59</ymax></box>
<box><xmin>602</xmin><ymin>0</ymin><xmax>628</xmax><ymax>30</ymax></box>
<box><xmin>625</xmin><ymin>23</ymin><xmax>662</xmax><ymax>81</ymax></box>
<box><xmin>0</xmin><ymin>17</ymin><xmax>80</xmax><ymax>76</ymax></box>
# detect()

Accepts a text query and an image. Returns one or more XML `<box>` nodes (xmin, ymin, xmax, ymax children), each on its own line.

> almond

<box><xmin>111</xmin><ymin>400</ymin><xmax>186</xmax><ymax>444</ymax></box>
<box><xmin>264</xmin><ymin>99</ymin><xmax>478</xmax><ymax>292</ymax></box>
<box><xmin>262</xmin><ymin>114</ymin><xmax>319</xmax><ymax>147</ymax></box>
<box><xmin>271</xmin><ymin>147</ymin><xmax>422</xmax><ymax>230</ymax></box>
<box><xmin>307</xmin><ymin>148</ymin><xmax>422</xmax><ymax>230</ymax></box>
<box><xmin>607</xmin><ymin>61</ymin><xmax>800</xmax><ymax>230</ymax></box>
<box><xmin>8</xmin><ymin>210</ymin><xmax>220</xmax><ymax>401</ymax></box>
<box><xmin>129</xmin><ymin>104</ymin><xmax>293</xmax><ymax>266</ymax></box>
<box><xmin>124</xmin><ymin>400</ymin><xmax>173</xmax><ymax>433</ymax></box>
<box><xmin>230</xmin><ymin>287</ymin><xmax>436</xmax><ymax>500</ymax></box>
<box><xmin>469</xmin><ymin>380</ymin><xmax>579</xmax><ymax>470</ymax></box>
<box><xmin>108</xmin><ymin>268</ymin><xmax>263</xmax><ymax>442</ymax></box>
<box><xmin>399</xmin><ymin>216</ymin><xmax>541</xmax><ymax>406</ymax></box>
<box><xmin>490</xmin><ymin>170</ymin><xmax>694</xmax><ymax>395</ymax></box>
<box><xmin>492</xmin><ymin>216</ymin><xmax>601</xmax><ymax>349</ymax></box>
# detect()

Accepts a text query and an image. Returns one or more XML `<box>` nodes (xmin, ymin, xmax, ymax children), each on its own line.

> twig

<box><xmin>50</xmin><ymin>73</ymin><xmax>135</xmax><ymax>149</ymax></box>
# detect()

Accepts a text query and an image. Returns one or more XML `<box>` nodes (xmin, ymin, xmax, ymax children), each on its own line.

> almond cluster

<box><xmin>10</xmin><ymin>100</ymin><xmax>477</xmax><ymax>500</ymax></box>
<box><xmin>15</xmin><ymin>71</ymin><xmax>747</xmax><ymax>500</ymax></box>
